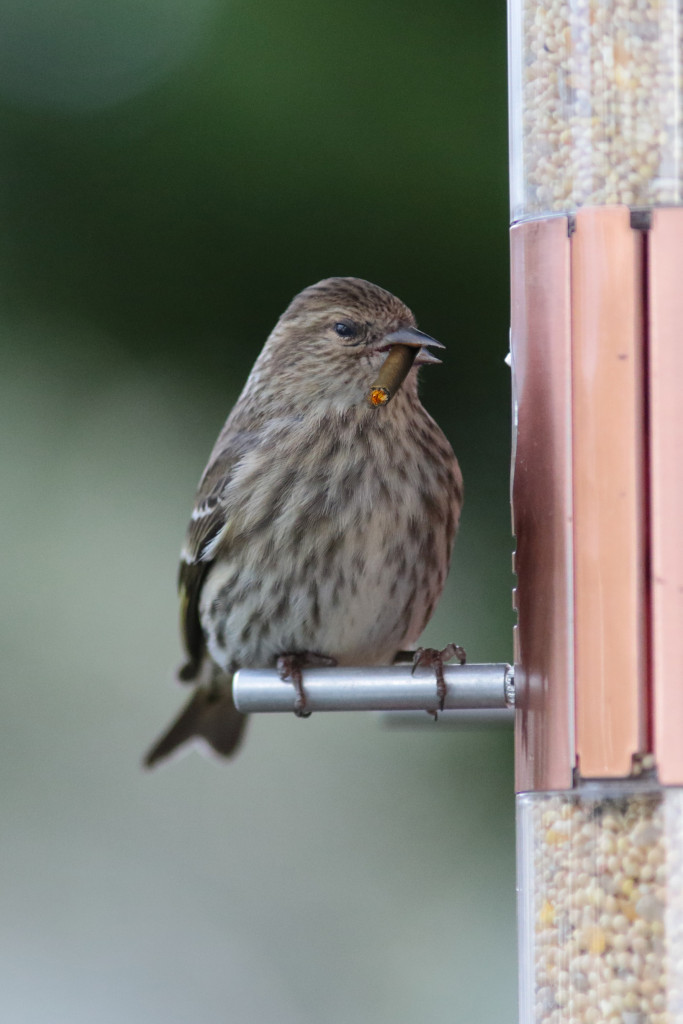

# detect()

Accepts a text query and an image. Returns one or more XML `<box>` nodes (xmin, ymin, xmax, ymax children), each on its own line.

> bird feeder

<box><xmin>509</xmin><ymin>0</ymin><xmax>683</xmax><ymax>1017</ymax></box>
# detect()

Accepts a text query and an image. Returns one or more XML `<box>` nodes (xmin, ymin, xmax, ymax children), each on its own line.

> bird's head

<box><xmin>250</xmin><ymin>277</ymin><xmax>444</xmax><ymax>415</ymax></box>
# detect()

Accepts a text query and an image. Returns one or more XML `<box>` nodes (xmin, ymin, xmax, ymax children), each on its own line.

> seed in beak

<box><xmin>366</xmin><ymin>344</ymin><xmax>419</xmax><ymax>407</ymax></box>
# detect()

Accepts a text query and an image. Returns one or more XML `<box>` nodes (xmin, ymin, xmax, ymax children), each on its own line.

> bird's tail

<box><xmin>143</xmin><ymin>669</ymin><xmax>247</xmax><ymax>768</ymax></box>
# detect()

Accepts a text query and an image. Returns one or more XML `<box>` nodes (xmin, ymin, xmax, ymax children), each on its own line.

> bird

<box><xmin>144</xmin><ymin>276</ymin><xmax>464</xmax><ymax>767</ymax></box>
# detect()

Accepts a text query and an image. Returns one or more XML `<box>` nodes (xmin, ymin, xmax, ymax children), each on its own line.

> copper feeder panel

<box><xmin>570</xmin><ymin>206</ymin><xmax>647</xmax><ymax>779</ymax></box>
<box><xmin>510</xmin><ymin>217</ymin><xmax>574</xmax><ymax>793</ymax></box>
<box><xmin>649</xmin><ymin>208</ymin><xmax>683</xmax><ymax>786</ymax></box>
<box><xmin>511</xmin><ymin>206</ymin><xmax>683</xmax><ymax>790</ymax></box>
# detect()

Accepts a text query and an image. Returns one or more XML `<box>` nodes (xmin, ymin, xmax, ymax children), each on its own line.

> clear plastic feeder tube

<box><xmin>509</xmin><ymin>0</ymin><xmax>683</xmax><ymax>220</ymax></box>
<box><xmin>518</xmin><ymin>783</ymin><xmax>683</xmax><ymax>1024</ymax></box>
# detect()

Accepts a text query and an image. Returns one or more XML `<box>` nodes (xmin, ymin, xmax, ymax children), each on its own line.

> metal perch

<box><xmin>233</xmin><ymin>662</ymin><xmax>514</xmax><ymax>715</ymax></box>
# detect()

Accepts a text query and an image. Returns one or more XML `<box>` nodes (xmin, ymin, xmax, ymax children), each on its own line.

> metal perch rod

<box><xmin>233</xmin><ymin>662</ymin><xmax>514</xmax><ymax>714</ymax></box>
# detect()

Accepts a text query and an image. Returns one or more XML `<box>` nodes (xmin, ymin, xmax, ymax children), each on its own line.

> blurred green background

<box><xmin>1</xmin><ymin>1</ymin><xmax>515</xmax><ymax>1021</ymax></box>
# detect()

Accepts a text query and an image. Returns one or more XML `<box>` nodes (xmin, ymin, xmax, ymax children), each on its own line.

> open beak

<box><xmin>382</xmin><ymin>326</ymin><xmax>445</xmax><ymax>366</ymax></box>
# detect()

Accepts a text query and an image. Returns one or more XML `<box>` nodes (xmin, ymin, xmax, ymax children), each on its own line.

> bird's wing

<box><xmin>177</xmin><ymin>430</ymin><xmax>257</xmax><ymax>681</ymax></box>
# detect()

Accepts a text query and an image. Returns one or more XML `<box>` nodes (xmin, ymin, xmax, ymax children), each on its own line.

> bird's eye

<box><xmin>334</xmin><ymin>321</ymin><xmax>357</xmax><ymax>339</ymax></box>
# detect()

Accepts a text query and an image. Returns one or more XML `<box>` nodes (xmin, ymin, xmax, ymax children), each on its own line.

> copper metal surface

<box><xmin>649</xmin><ymin>209</ymin><xmax>683</xmax><ymax>786</ymax></box>
<box><xmin>511</xmin><ymin>218</ymin><xmax>574</xmax><ymax>792</ymax></box>
<box><xmin>571</xmin><ymin>207</ymin><xmax>647</xmax><ymax>778</ymax></box>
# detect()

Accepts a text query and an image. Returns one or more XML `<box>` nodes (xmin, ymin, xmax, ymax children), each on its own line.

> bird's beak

<box><xmin>382</xmin><ymin>326</ymin><xmax>445</xmax><ymax>366</ymax></box>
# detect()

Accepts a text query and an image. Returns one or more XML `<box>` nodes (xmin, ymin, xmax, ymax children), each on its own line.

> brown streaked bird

<box><xmin>144</xmin><ymin>277</ymin><xmax>464</xmax><ymax>767</ymax></box>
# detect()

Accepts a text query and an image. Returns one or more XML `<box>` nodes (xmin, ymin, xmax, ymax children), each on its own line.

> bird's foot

<box><xmin>411</xmin><ymin>642</ymin><xmax>467</xmax><ymax>713</ymax></box>
<box><xmin>277</xmin><ymin>651</ymin><xmax>337</xmax><ymax>717</ymax></box>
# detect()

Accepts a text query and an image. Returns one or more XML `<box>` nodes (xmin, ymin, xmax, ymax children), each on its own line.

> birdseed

<box><xmin>518</xmin><ymin>785</ymin><xmax>683</xmax><ymax>1023</ymax></box>
<box><xmin>366</xmin><ymin>344</ymin><xmax>418</xmax><ymax>407</ymax></box>
<box><xmin>509</xmin><ymin>0</ymin><xmax>683</xmax><ymax>219</ymax></box>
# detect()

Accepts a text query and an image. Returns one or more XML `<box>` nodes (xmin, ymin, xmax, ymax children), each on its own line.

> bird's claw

<box><xmin>412</xmin><ymin>642</ymin><xmax>467</xmax><ymax>713</ymax></box>
<box><xmin>277</xmin><ymin>651</ymin><xmax>336</xmax><ymax>718</ymax></box>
